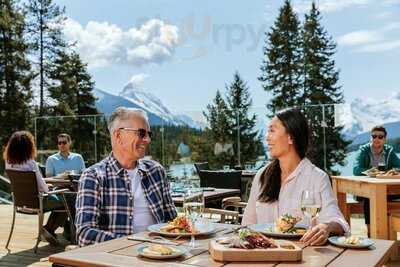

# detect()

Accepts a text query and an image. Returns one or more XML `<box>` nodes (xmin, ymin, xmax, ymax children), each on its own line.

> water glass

<box><xmin>183</xmin><ymin>188</ymin><xmax>204</xmax><ymax>247</ymax></box>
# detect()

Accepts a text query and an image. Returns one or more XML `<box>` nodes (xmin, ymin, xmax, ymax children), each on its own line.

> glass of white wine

<box><xmin>301</xmin><ymin>190</ymin><xmax>322</xmax><ymax>230</ymax></box>
<box><xmin>183</xmin><ymin>188</ymin><xmax>204</xmax><ymax>248</ymax></box>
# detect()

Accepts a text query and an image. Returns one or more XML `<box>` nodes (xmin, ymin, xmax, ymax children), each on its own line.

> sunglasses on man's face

<box><xmin>58</xmin><ymin>141</ymin><xmax>68</xmax><ymax>145</ymax></box>
<box><xmin>119</xmin><ymin>128</ymin><xmax>152</xmax><ymax>139</ymax></box>
<box><xmin>371</xmin><ymin>134</ymin><xmax>385</xmax><ymax>140</ymax></box>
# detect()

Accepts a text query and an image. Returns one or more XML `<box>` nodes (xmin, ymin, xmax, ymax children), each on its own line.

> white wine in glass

<box><xmin>301</xmin><ymin>190</ymin><xmax>322</xmax><ymax>229</ymax></box>
<box><xmin>183</xmin><ymin>188</ymin><xmax>204</xmax><ymax>248</ymax></box>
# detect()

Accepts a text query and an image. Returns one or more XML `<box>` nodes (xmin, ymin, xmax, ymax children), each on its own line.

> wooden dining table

<box><xmin>49</xmin><ymin>223</ymin><xmax>395</xmax><ymax>267</ymax></box>
<box><xmin>332</xmin><ymin>175</ymin><xmax>400</xmax><ymax>239</ymax></box>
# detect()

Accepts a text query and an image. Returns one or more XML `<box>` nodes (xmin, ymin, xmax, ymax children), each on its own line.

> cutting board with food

<box><xmin>209</xmin><ymin>229</ymin><xmax>302</xmax><ymax>262</ymax></box>
<box><xmin>376</xmin><ymin>169</ymin><xmax>400</xmax><ymax>179</ymax></box>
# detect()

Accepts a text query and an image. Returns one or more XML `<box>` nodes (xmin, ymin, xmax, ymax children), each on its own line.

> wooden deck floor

<box><xmin>0</xmin><ymin>204</ymin><xmax>399</xmax><ymax>267</ymax></box>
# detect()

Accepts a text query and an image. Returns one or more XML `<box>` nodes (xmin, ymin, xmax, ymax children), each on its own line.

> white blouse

<box><xmin>242</xmin><ymin>158</ymin><xmax>349</xmax><ymax>233</ymax></box>
<box><xmin>6</xmin><ymin>159</ymin><xmax>49</xmax><ymax>193</ymax></box>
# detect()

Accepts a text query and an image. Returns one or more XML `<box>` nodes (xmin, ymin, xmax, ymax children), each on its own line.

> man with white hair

<box><xmin>75</xmin><ymin>107</ymin><xmax>177</xmax><ymax>246</ymax></box>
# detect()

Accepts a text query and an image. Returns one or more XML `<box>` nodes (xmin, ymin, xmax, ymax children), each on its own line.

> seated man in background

<box><xmin>45</xmin><ymin>133</ymin><xmax>85</xmax><ymax>177</ymax></box>
<box><xmin>353</xmin><ymin>125</ymin><xmax>400</xmax><ymax>235</ymax></box>
<box><xmin>75</xmin><ymin>107</ymin><xmax>177</xmax><ymax>246</ymax></box>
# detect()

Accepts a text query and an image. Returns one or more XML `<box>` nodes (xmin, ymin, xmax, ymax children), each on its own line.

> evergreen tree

<box><xmin>259</xmin><ymin>0</ymin><xmax>303</xmax><ymax>115</ymax></box>
<box><xmin>302</xmin><ymin>2</ymin><xmax>350</xmax><ymax>173</ymax></box>
<box><xmin>203</xmin><ymin>90</ymin><xmax>235</xmax><ymax>167</ymax></box>
<box><xmin>226</xmin><ymin>72</ymin><xmax>263</xmax><ymax>167</ymax></box>
<box><xmin>24</xmin><ymin>0</ymin><xmax>66</xmax><ymax>115</ymax></box>
<box><xmin>46</xmin><ymin>50</ymin><xmax>101</xmax><ymax>164</ymax></box>
<box><xmin>0</xmin><ymin>0</ymin><xmax>34</xmax><ymax>148</ymax></box>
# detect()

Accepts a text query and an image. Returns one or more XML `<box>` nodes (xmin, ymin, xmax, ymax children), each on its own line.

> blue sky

<box><xmin>55</xmin><ymin>0</ymin><xmax>400</xmax><ymax>116</ymax></box>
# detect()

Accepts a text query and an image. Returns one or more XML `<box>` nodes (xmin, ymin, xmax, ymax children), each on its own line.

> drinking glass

<box><xmin>223</xmin><ymin>165</ymin><xmax>230</xmax><ymax>171</ymax></box>
<box><xmin>301</xmin><ymin>190</ymin><xmax>322</xmax><ymax>230</ymax></box>
<box><xmin>183</xmin><ymin>188</ymin><xmax>204</xmax><ymax>247</ymax></box>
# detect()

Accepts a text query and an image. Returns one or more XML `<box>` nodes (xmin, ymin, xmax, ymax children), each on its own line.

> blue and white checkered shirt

<box><xmin>75</xmin><ymin>153</ymin><xmax>177</xmax><ymax>246</ymax></box>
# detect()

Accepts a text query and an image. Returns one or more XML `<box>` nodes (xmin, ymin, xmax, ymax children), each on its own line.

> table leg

<box><xmin>332</xmin><ymin>179</ymin><xmax>349</xmax><ymax>222</ymax></box>
<box><xmin>370</xmin><ymin>184</ymin><xmax>388</xmax><ymax>239</ymax></box>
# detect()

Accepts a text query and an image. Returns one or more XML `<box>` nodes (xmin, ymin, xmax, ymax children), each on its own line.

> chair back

<box><xmin>194</xmin><ymin>162</ymin><xmax>210</xmax><ymax>174</ymax></box>
<box><xmin>199</xmin><ymin>170</ymin><xmax>242</xmax><ymax>190</ymax></box>
<box><xmin>6</xmin><ymin>169</ymin><xmax>40</xmax><ymax>209</ymax></box>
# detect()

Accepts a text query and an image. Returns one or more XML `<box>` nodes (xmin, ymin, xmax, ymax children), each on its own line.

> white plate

<box><xmin>248</xmin><ymin>223</ymin><xmax>307</xmax><ymax>238</ymax></box>
<box><xmin>148</xmin><ymin>222</ymin><xmax>216</xmax><ymax>237</ymax></box>
<box><xmin>137</xmin><ymin>245</ymin><xmax>186</xmax><ymax>259</ymax></box>
<box><xmin>328</xmin><ymin>236</ymin><xmax>374</xmax><ymax>249</ymax></box>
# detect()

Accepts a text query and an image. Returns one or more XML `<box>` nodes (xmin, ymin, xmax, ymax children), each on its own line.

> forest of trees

<box><xmin>1</xmin><ymin>0</ymin><xmax>359</xmax><ymax>175</ymax></box>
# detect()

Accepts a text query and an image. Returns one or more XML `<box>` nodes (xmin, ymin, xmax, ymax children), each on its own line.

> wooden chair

<box><xmin>5</xmin><ymin>170</ymin><xmax>67</xmax><ymax>253</ymax></box>
<box><xmin>198</xmin><ymin>170</ymin><xmax>242</xmax><ymax>191</ymax></box>
<box><xmin>203</xmin><ymin>208</ymin><xmax>240</xmax><ymax>224</ymax></box>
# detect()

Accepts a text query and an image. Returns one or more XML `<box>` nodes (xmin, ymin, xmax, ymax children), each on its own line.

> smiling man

<box><xmin>75</xmin><ymin>107</ymin><xmax>177</xmax><ymax>246</ymax></box>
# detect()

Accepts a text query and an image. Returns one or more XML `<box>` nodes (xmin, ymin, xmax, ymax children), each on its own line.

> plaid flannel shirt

<box><xmin>75</xmin><ymin>153</ymin><xmax>177</xmax><ymax>246</ymax></box>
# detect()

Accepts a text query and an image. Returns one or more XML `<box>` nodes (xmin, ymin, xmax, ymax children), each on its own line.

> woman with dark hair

<box><xmin>3</xmin><ymin>131</ymin><xmax>66</xmax><ymax>245</ymax></box>
<box><xmin>242</xmin><ymin>108</ymin><xmax>349</xmax><ymax>245</ymax></box>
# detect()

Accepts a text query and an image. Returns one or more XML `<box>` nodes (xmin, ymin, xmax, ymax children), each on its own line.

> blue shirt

<box><xmin>45</xmin><ymin>152</ymin><xmax>85</xmax><ymax>176</ymax></box>
<box><xmin>75</xmin><ymin>153</ymin><xmax>177</xmax><ymax>246</ymax></box>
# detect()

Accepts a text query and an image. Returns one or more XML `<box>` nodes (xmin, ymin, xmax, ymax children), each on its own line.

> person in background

<box><xmin>45</xmin><ymin>133</ymin><xmax>85</xmax><ymax>177</ymax></box>
<box><xmin>242</xmin><ymin>108</ymin><xmax>349</xmax><ymax>245</ymax></box>
<box><xmin>75</xmin><ymin>107</ymin><xmax>177</xmax><ymax>246</ymax></box>
<box><xmin>3</xmin><ymin>131</ymin><xmax>66</xmax><ymax>245</ymax></box>
<box><xmin>353</xmin><ymin>125</ymin><xmax>400</xmax><ymax>235</ymax></box>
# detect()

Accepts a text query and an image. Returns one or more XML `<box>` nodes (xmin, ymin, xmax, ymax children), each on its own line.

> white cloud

<box><xmin>292</xmin><ymin>0</ymin><xmax>370</xmax><ymax>13</ymax></box>
<box><xmin>337</xmin><ymin>31</ymin><xmax>382</xmax><ymax>46</ymax></box>
<box><xmin>357</xmin><ymin>40</ymin><xmax>400</xmax><ymax>52</ymax></box>
<box><xmin>337</xmin><ymin>22</ymin><xmax>400</xmax><ymax>53</ymax></box>
<box><xmin>126</xmin><ymin>73</ymin><xmax>149</xmax><ymax>88</ymax></box>
<box><xmin>63</xmin><ymin>18</ymin><xmax>179</xmax><ymax>68</ymax></box>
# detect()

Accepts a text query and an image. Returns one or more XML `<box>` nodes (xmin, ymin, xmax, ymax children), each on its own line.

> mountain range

<box><xmin>94</xmin><ymin>83</ymin><xmax>400</xmax><ymax>146</ymax></box>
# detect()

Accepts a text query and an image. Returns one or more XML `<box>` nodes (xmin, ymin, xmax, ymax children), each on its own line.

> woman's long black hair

<box><xmin>258</xmin><ymin>108</ymin><xmax>309</xmax><ymax>203</ymax></box>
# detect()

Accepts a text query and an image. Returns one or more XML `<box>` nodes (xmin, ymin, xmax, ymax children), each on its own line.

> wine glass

<box><xmin>183</xmin><ymin>188</ymin><xmax>204</xmax><ymax>248</ymax></box>
<box><xmin>301</xmin><ymin>190</ymin><xmax>322</xmax><ymax>230</ymax></box>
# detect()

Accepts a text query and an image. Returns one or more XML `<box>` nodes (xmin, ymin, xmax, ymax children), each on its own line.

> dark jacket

<box><xmin>353</xmin><ymin>143</ymin><xmax>400</xmax><ymax>176</ymax></box>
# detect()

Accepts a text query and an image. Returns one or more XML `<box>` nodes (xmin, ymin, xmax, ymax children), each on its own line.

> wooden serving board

<box><xmin>209</xmin><ymin>239</ymin><xmax>302</xmax><ymax>262</ymax></box>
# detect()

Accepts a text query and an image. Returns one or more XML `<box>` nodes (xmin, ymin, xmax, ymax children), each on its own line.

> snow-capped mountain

<box><xmin>340</xmin><ymin>92</ymin><xmax>400</xmax><ymax>138</ymax></box>
<box><xmin>94</xmin><ymin>83</ymin><xmax>204</xmax><ymax>128</ymax></box>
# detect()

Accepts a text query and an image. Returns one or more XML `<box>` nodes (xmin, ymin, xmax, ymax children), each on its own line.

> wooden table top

<box><xmin>332</xmin><ymin>175</ymin><xmax>400</xmax><ymax>185</ymax></box>
<box><xmin>49</xmin><ymin>223</ymin><xmax>394</xmax><ymax>267</ymax></box>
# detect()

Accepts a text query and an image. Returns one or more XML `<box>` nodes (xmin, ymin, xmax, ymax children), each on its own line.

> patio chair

<box><xmin>222</xmin><ymin>196</ymin><xmax>247</xmax><ymax>222</ymax></box>
<box><xmin>5</xmin><ymin>170</ymin><xmax>67</xmax><ymax>253</ymax></box>
<box><xmin>203</xmin><ymin>208</ymin><xmax>240</xmax><ymax>224</ymax></box>
<box><xmin>61</xmin><ymin>191</ymin><xmax>77</xmax><ymax>245</ymax></box>
<box><xmin>194</xmin><ymin>162</ymin><xmax>210</xmax><ymax>174</ymax></box>
<box><xmin>198</xmin><ymin>170</ymin><xmax>242</xmax><ymax>191</ymax></box>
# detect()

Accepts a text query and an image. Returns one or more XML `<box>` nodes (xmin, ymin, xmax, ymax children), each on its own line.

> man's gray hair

<box><xmin>108</xmin><ymin>107</ymin><xmax>149</xmax><ymax>134</ymax></box>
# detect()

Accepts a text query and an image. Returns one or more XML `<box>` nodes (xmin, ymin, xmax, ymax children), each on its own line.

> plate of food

<box><xmin>248</xmin><ymin>214</ymin><xmax>307</xmax><ymax>238</ymax></box>
<box><xmin>137</xmin><ymin>244</ymin><xmax>187</xmax><ymax>259</ymax></box>
<box><xmin>328</xmin><ymin>236</ymin><xmax>374</xmax><ymax>249</ymax></box>
<box><xmin>362</xmin><ymin>167</ymin><xmax>385</xmax><ymax>177</ymax></box>
<box><xmin>148</xmin><ymin>215</ymin><xmax>216</xmax><ymax>237</ymax></box>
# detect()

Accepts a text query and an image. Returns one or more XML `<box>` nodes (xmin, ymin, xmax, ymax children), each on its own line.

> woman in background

<box><xmin>3</xmin><ymin>131</ymin><xmax>66</xmax><ymax>245</ymax></box>
<box><xmin>242</xmin><ymin>108</ymin><xmax>349</xmax><ymax>245</ymax></box>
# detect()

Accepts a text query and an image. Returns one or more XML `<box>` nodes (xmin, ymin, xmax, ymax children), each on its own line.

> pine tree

<box><xmin>203</xmin><ymin>90</ymin><xmax>235</xmax><ymax>168</ymax></box>
<box><xmin>24</xmin><ymin>0</ymin><xmax>66</xmax><ymax>115</ymax></box>
<box><xmin>46</xmin><ymin>50</ymin><xmax>101</xmax><ymax>164</ymax></box>
<box><xmin>259</xmin><ymin>0</ymin><xmax>303</xmax><ymax>115</ymax></box>
<box><xmin>226</xmin><ymin>72</ymin><xmax>263</xmax><ymax>167</ymax></box>
<box><xmin>0</xmin><ymin>0</ymin><xmax>34</xmax><ymax>148</ymax></box>
<box><xmin>302</xmin><ymin>2</ymin><xmax>350</xmax><ymax>173</ymax></box>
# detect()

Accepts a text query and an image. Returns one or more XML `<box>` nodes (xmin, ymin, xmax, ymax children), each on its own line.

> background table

<box><xmin>49</xmin><ymin>223</ymin><xmax>394</xmax><ymax>267</ymax></box>
<box><xmin>172</xmin><ymin>188</ymin><xmax>240</xmax><ymax>207</ymax></box>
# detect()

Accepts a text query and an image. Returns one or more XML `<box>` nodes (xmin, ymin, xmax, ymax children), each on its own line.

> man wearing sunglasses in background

<box><xmin>353</xmin><ymin>125</ymin><xmax>400</xmax><ymax>235</ymax></box>
<box><xmin>45</xmin><ymin>133</ymin><xmax>86</xmax><ymax>177</ymax></box>
<box><xmin>75</xmin><ymin>107</ymin><xmax>177</xmax><ymax>246</ymax></box>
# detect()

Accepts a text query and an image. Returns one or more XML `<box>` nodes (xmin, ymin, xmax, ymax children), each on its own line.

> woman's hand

<box><xmin>300</xmin><ymin>223</ymin><xmax>331</xmax><ymax>246</ymax></box>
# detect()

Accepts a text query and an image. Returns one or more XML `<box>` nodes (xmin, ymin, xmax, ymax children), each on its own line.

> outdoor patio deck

<box><xmin>0</xmin><ymin>204</ymin><xmax>399</xmax><ymax>266</ymax></box>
